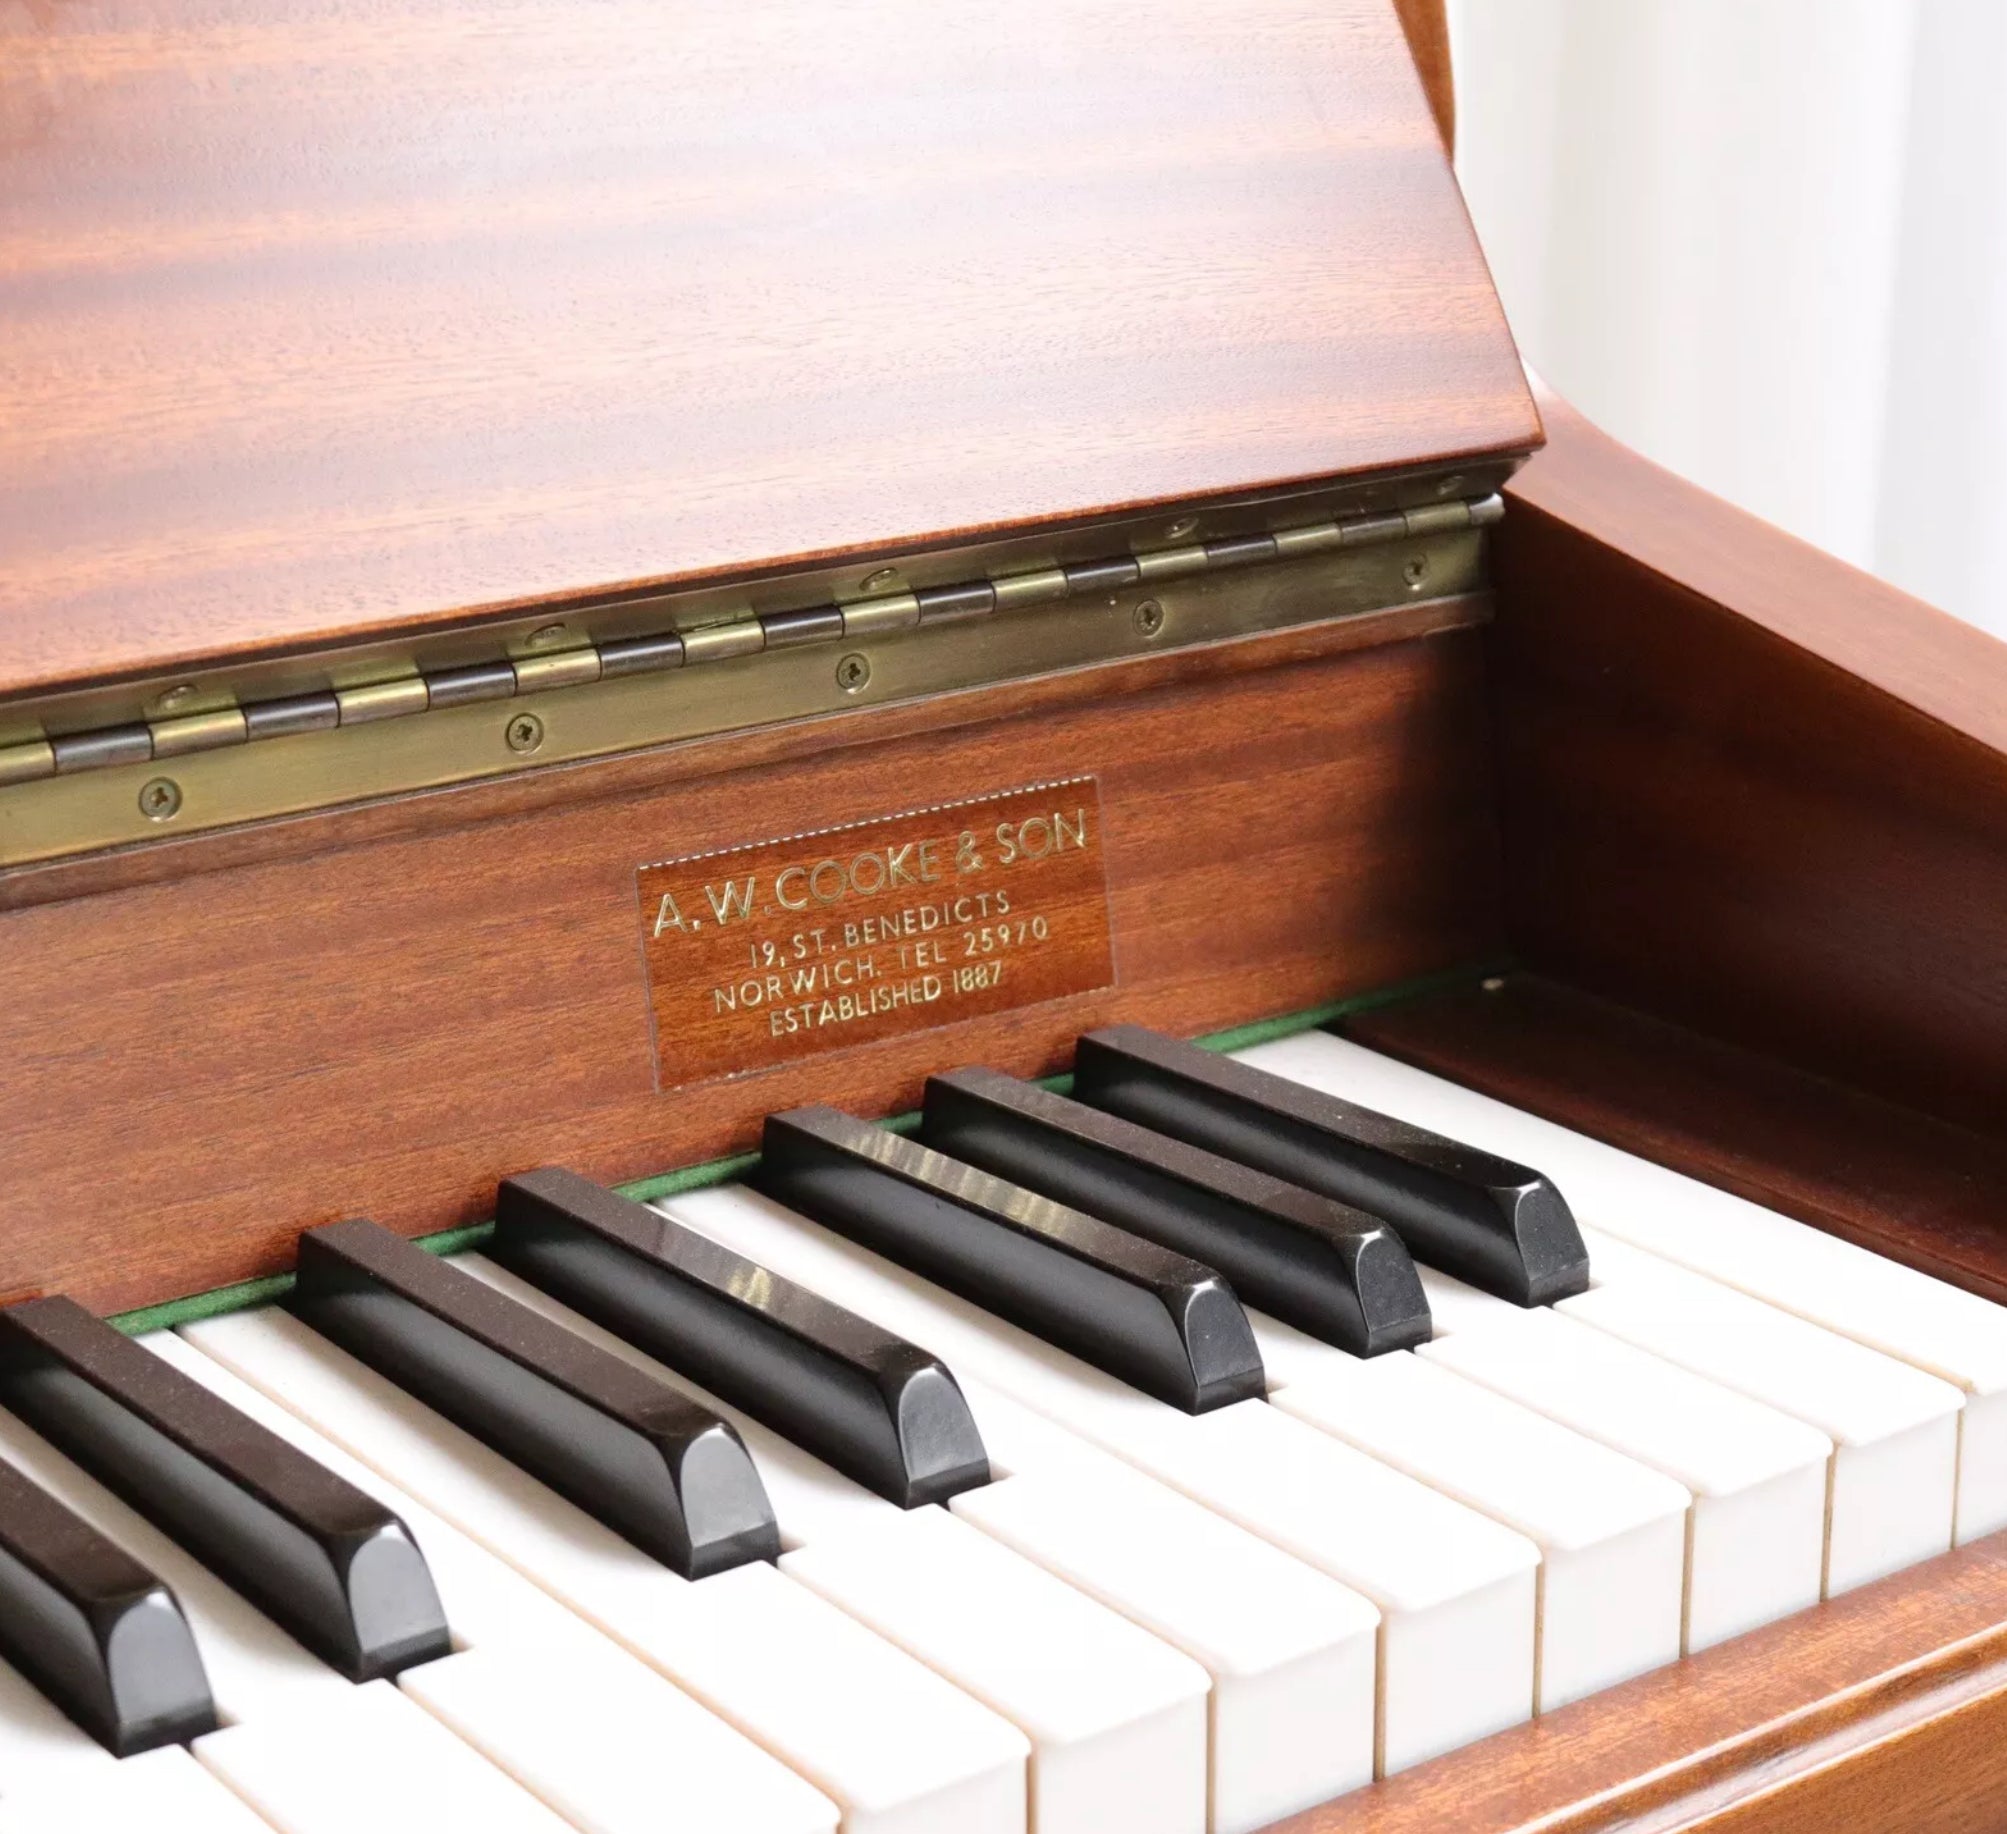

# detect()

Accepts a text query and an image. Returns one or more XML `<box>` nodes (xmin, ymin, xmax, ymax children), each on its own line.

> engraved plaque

<box><xmin>638</xmin><ymin>779</ymin><xmax>1115</xmax><ymax>1088</ymax></box>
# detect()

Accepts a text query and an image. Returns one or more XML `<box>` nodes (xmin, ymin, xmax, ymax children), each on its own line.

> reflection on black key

<box><xmin>0</xmin><ymin>1297</ymin><xmax>450</xmax><ymax>1682</ymax></box>
<box><xmin>922</xmin><ymin>1068</ymin><xmax>1431</xmax><ymax>1355</ymax></box>
<box><xmin>291</xmin><ymin>1221</ymin><xmax>778</xmax><ymax>1577</ymax></box>
<box><xmin>0</xmin><ymin>1453</ymin><xmax>216</xmax><ymax>1755</ymax></box>
<box><xmin>1071</xmin><ymin>1026</ymin><xmax>1589</xmax><ymax>1305</ymax></box>
<box><xmin>493</xmin><ymin>1168</ymin><xmax>991</xmax><ymax>1509</ymax></box>
<box><xmin>755</xmin><ymin>1106</ymin><xmax>1266</xmax><ymax>1414</ymax></box>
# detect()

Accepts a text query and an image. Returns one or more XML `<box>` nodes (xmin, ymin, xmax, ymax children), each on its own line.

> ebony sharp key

<box><xmin>0</xmin><ymin>1453</ymin><xmax>216</xmax><ymax>1755</ymax></box>
<box><xmin>1070</xmin><ymin>1026</ymin><xmax>1591</xmax><ymax>1306</ymax></box>
<box><xmin>921</xmin><ymin>1067</ymin><xmax>1432</xmax><ymax>1355</ymax></box>
<box><xmin>492</xmin><ymin>1167</ymin><xmax>991</xmax><ymax>1508</ymax></box>
<box><xmin>0</xmin><ymin>1296</ymin><xmax>450</xmax><ymax>1682</ymax></box>
<box><xmin>290</xmin><ymin>1220</ymin><xmax>779</xmax><ymax>1577</ymax></box>
<box><xmin>754</xmin><ymin>1106</ymin><xmax>1266</xmax><ymax>1414</ymax></box>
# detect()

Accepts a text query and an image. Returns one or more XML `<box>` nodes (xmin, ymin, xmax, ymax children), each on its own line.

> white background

<box><xmin>1447</xmin><ymin>0</ymin><xmax>2007</xmax><ymax>637</ymax></box>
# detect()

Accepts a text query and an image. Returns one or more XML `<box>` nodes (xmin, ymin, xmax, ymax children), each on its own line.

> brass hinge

<box><xmin>0</xmin><ymin>490</ymin><xmax>1502</xmax><ymax>867</ymax></box>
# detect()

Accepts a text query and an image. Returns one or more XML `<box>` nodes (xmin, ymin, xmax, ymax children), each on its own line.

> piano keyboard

<box><xmin>3</xmin><ymin>1028</ymin><xmax>2005</xmax><ymax>1834</ymax></box>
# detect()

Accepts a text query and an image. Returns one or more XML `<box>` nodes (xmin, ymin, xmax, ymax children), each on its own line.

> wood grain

<box><xmin>0</xmin><ymin>619</ymin><xmax>1501</xmax><ymax>1314</ymax></box>
<box><xmin>0</xmin><ymin>0</ymin><xmax>1534</xmax><ymax>702</ymax></box>
<box><xmin>1265</xmin><ymin>1529</ymin><xmax>2007</xmax><ymax>1834</ymax></box>
<box><xmin>1345</xmin><ymin>974</ymin><xmax>2007</xmax><ymax>1302</ymax></box>
<box><xmin>1392</xmin><ymin>0</ymin><xmax>1455</xmax><ymax>150</ymax></box>
<box><xmin>1493</xmin><ymin>392</ymin><xmax>2007</xmax><ymax>1137</ymax></box>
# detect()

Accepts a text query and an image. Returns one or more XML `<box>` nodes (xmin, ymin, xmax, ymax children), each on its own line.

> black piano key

<box><xmin>921</xmin><ymin>1067</ymin><xmax>1431</xmax><ymax>1355</ymax></box>
<box><xmin>1070</xmin><ymin>1026</ymin><xmax>1590</xmax><ymax>1305</ymax></box>
<box><xmin>754</xmin><ymin>1106</ymin><xmax>1266</xmax><ymax>1414</ymax></box>
<box><xmin>492</xmin><ymin>1168</ymin><xmax>991</xmax><ymax>1509</ymax></box>
<box><xmin>0</xmin><ymin>1453</ymin><xmax>216</xmax><ymax>1756</ymax></box>
<box><xmin>290</xmin><ymin>1220</ymin><xmax>779</xmax><ymax>1577</ymax></box>
<box><xmin>0</xmin><ymin>1297</ymin><xmax>451</xmax><ymax>1682</ymax></box>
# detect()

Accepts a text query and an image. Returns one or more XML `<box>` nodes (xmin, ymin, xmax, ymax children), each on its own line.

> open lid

<box><xmin>0</xmin><ymin>0</ymin><xmax>1536</xmax><ymax>703</ymax></box>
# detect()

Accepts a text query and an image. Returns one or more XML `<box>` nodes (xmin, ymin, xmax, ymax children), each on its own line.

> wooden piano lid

<box><xmin>0</xmin><ymin>0</ymin><xmax>1536</xmax><ymax>702</ymax></box>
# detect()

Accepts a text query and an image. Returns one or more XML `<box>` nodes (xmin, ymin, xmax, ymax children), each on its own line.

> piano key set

<box><xmin>3</xmin><ymin>1027</ymin><xmax>2001</xmax><ymax>1834</ymax></box>
<box><xmin>5</xmin><ymin>1</ymin><xmax>2005</xmax><ymax>1827</ymax></box>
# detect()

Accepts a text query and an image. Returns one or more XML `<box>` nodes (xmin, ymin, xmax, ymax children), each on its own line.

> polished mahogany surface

<box><xmin>0</xmin><ymin>607</ymin><xmax>1500</xmax><ymax>1315</ymax></box>
<box><xmin>1492</xmin><ymin>393</ymin><xmax>2007</xmax><ymax>1139</ymax></box>
<box><xmin>0</xmin><ymin>0</ymin><xmax>1534</xmax><ymax>700</ymax></box>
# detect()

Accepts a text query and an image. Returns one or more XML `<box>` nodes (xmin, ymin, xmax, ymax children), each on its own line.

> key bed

<box><xmin>2</xmin><ymin>1026</ymin><xmax>2003</xmax><ymax>1834</ymax></box>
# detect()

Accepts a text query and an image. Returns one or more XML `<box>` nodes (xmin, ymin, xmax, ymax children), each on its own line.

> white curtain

<box><xmin>1447</xmin><ymin>0</ymin><xmax>2007</xmax><ymax>637</ymax></box>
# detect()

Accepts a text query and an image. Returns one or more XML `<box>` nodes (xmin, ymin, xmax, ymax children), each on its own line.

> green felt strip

<box><xmin>109</xmin><ymin>1273</ymin><xmax>297</xmax><ymax>1338</ymax></box>
<box><xmin>107</xmin><ymin>961</ymin><xmax>1500</xmax><ymax>1336</ymax></box>
<box><xmin>415</xmin><ymin>1219</ymin><xmax>497</xmax><ymax>1258</ymax></box>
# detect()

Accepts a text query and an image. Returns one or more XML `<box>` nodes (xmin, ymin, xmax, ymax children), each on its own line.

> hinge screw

<box><xmin>836</xmin><ymin>653</ymin><xmax>871</xmax><ymax>693</ymax></box>
<box><xmin>1133</xmin><ymin>599</ymin><xmax>1165</xmax><ymax>637</ymax></box>
<box><xmin>505</xmin><ymin>712</ymin><xmax>545</xmax><ymax>754</ymax></box>
<box><xmin>1403</xmin><ymin>555</ymin><xmax>1430</xmax><ymax>589</ymax></box>
<box><xmin>860</xmin><ymin>568</ymin><xmax>900</xmax><ymax>594</ymax></box>
<box><xmin>1437</xmin><ymin>473</ymin><xmax>1465</xmax><ymax>498</ymax></box>
<box><xmin>156</xmin><ymin>683</ymin><xmax>199</xmax><ymax>713</ymax></box>
<box><xmin>524</xmin><ymin>624</ymin><xmax>570</xmax><ymax>651</ymax></box>
<box><xmin>1164</xmin><ymin>517</ymin><xmax>1198</xmax><ymax>542</ymax></box>
<box><xmin>138</xmin><ymin>777</ymin><xmax>182</xmax><ymax>822</ymax></box>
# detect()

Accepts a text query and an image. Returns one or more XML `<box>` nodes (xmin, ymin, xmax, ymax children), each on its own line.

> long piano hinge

<box><xmin>0</xmin><ymin>494</ymin><xmax>1501</xmax><ymax>790</ymax></box>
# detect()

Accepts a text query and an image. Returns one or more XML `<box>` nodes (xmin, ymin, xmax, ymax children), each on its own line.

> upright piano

<box><xmin>3</xmin><ymin>2</ymin><xmax>2006</xmax><ymax>1830</ymax></box>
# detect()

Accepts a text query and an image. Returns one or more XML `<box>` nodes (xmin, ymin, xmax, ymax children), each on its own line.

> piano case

<box><xmin>2</xmin><ymin>2</ymin><xmax>2005</xmax><ymax>1828</ymax></box>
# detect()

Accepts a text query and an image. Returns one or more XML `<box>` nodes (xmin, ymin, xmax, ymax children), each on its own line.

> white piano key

<box><xmin>947</xmin><ymin>1385</ymin><xmax>1378</xmax><ymax>1833</ymax></box>
<box><xmin>455</xmin><ymin>1252</ymin><xmax>901</xmax><ymax>1553</ymax></box>
<box><xmin>782</xmin><ymin>1505</ymin><xmax>1209</xmax><ymax>1834</ymax></box>
<box><xmin>1560</xmin><ymin>1237</ymin><xmax>1962</xmax><ymax>1593</ymax></box>
<box><xmin>1575</xmin><ymin>1225</ymin><xmax>1681</xmax><ymax>1289</ymax></box>
<box><xmin>1417</xmin><ymin>1266</ymin><xmax>1513</xmax><ymax>1338</ymax></box>
<box><xmin>195</xmin><ymin>1678</ymin><xmax>571</xmax><ymax>1834</ymax></box>
<box><xmin>0</xmin><ymin>1396</ymin><xmax>346</xmax><ymax>1727</ymax></box>
<box><xmin>1234</xmin><ymin>1305</ymin><xmax>1355</xmax><ymax>1391</ymax></box>
<box><xmin>667</xmin><ymin>1185</ymin><xmax>1541</xmax><ymax>1777</ymax></box>
<box><xmin>1269</xmin><ymin>1350</ymin><xmax>1688</xmax><ymax>1709</ymax></box>
<box><xmin>0</xmin><ymin>1745</ymin><xmax>273</xmax><ymax>1834</ymax></box>
<box><xmin>950</xmin><ymin>1373</ymin><xmax>1113</xmax><ymax>1483</ymax></box>
<box><xmin>0</xmin><ymin>1657</ymin><xmax>116</xmax><ymax>1792</ymax></box>
<box><xmin>1420</xmin><ymin>1307</ymin><xmax>1830</xmax><ymax>1651</ymax></box>
<box><xmin>402</xmin><ymin>1645</ymin><xmax>839</xmax><ymax>1834</ymax></box>
<box><xmin>183</xmin><ymin>1308</ymin><xmax>1029</xmax><ymax>1834</ymax></box>
<box><xmin>664</xmin><ymin>1560</ymin><xmax>1031</xmax><ymax>1834</ymax></box>
<box><xmin>1237</xmin><ymin>1030</ymin><xmax>2007</xmax><ymax>1544</ymax></box>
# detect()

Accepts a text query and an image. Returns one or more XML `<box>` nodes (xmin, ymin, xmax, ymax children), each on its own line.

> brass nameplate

<box><xmin>638</xmin><ymin>779</ymin><xmax>1115</xmax><ymax>1088</ymax></box>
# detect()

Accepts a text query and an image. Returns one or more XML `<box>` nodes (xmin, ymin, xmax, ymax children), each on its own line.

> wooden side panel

<box><xmin>0</xmin><ymin>624</ymin><xmax>1500</xmax><ymax>1314</ymax></box>
<box><xmin>1345</xmin><ymin>975</ymin><xmax>2007</xmax><ymax>1302</ymax></box>
<box><xmin>1493</xmin><ymin>395</ymin><xmax>2007</xmax><ymax>1136</ymax></box>
<box><xmin>1269</xmin><ymin>1531</ymin><xmax>2007</xmax><ymax>1834</ymax></box>
<box><xmin>1392</xmin><ymin>0</ymin><xmax>1455</xmax><ymax>150</ymax></box>
<box><xmin>0</xmin><ymin>0</ymin><xmax>1534</xmax><ymax>700</ymax></box>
